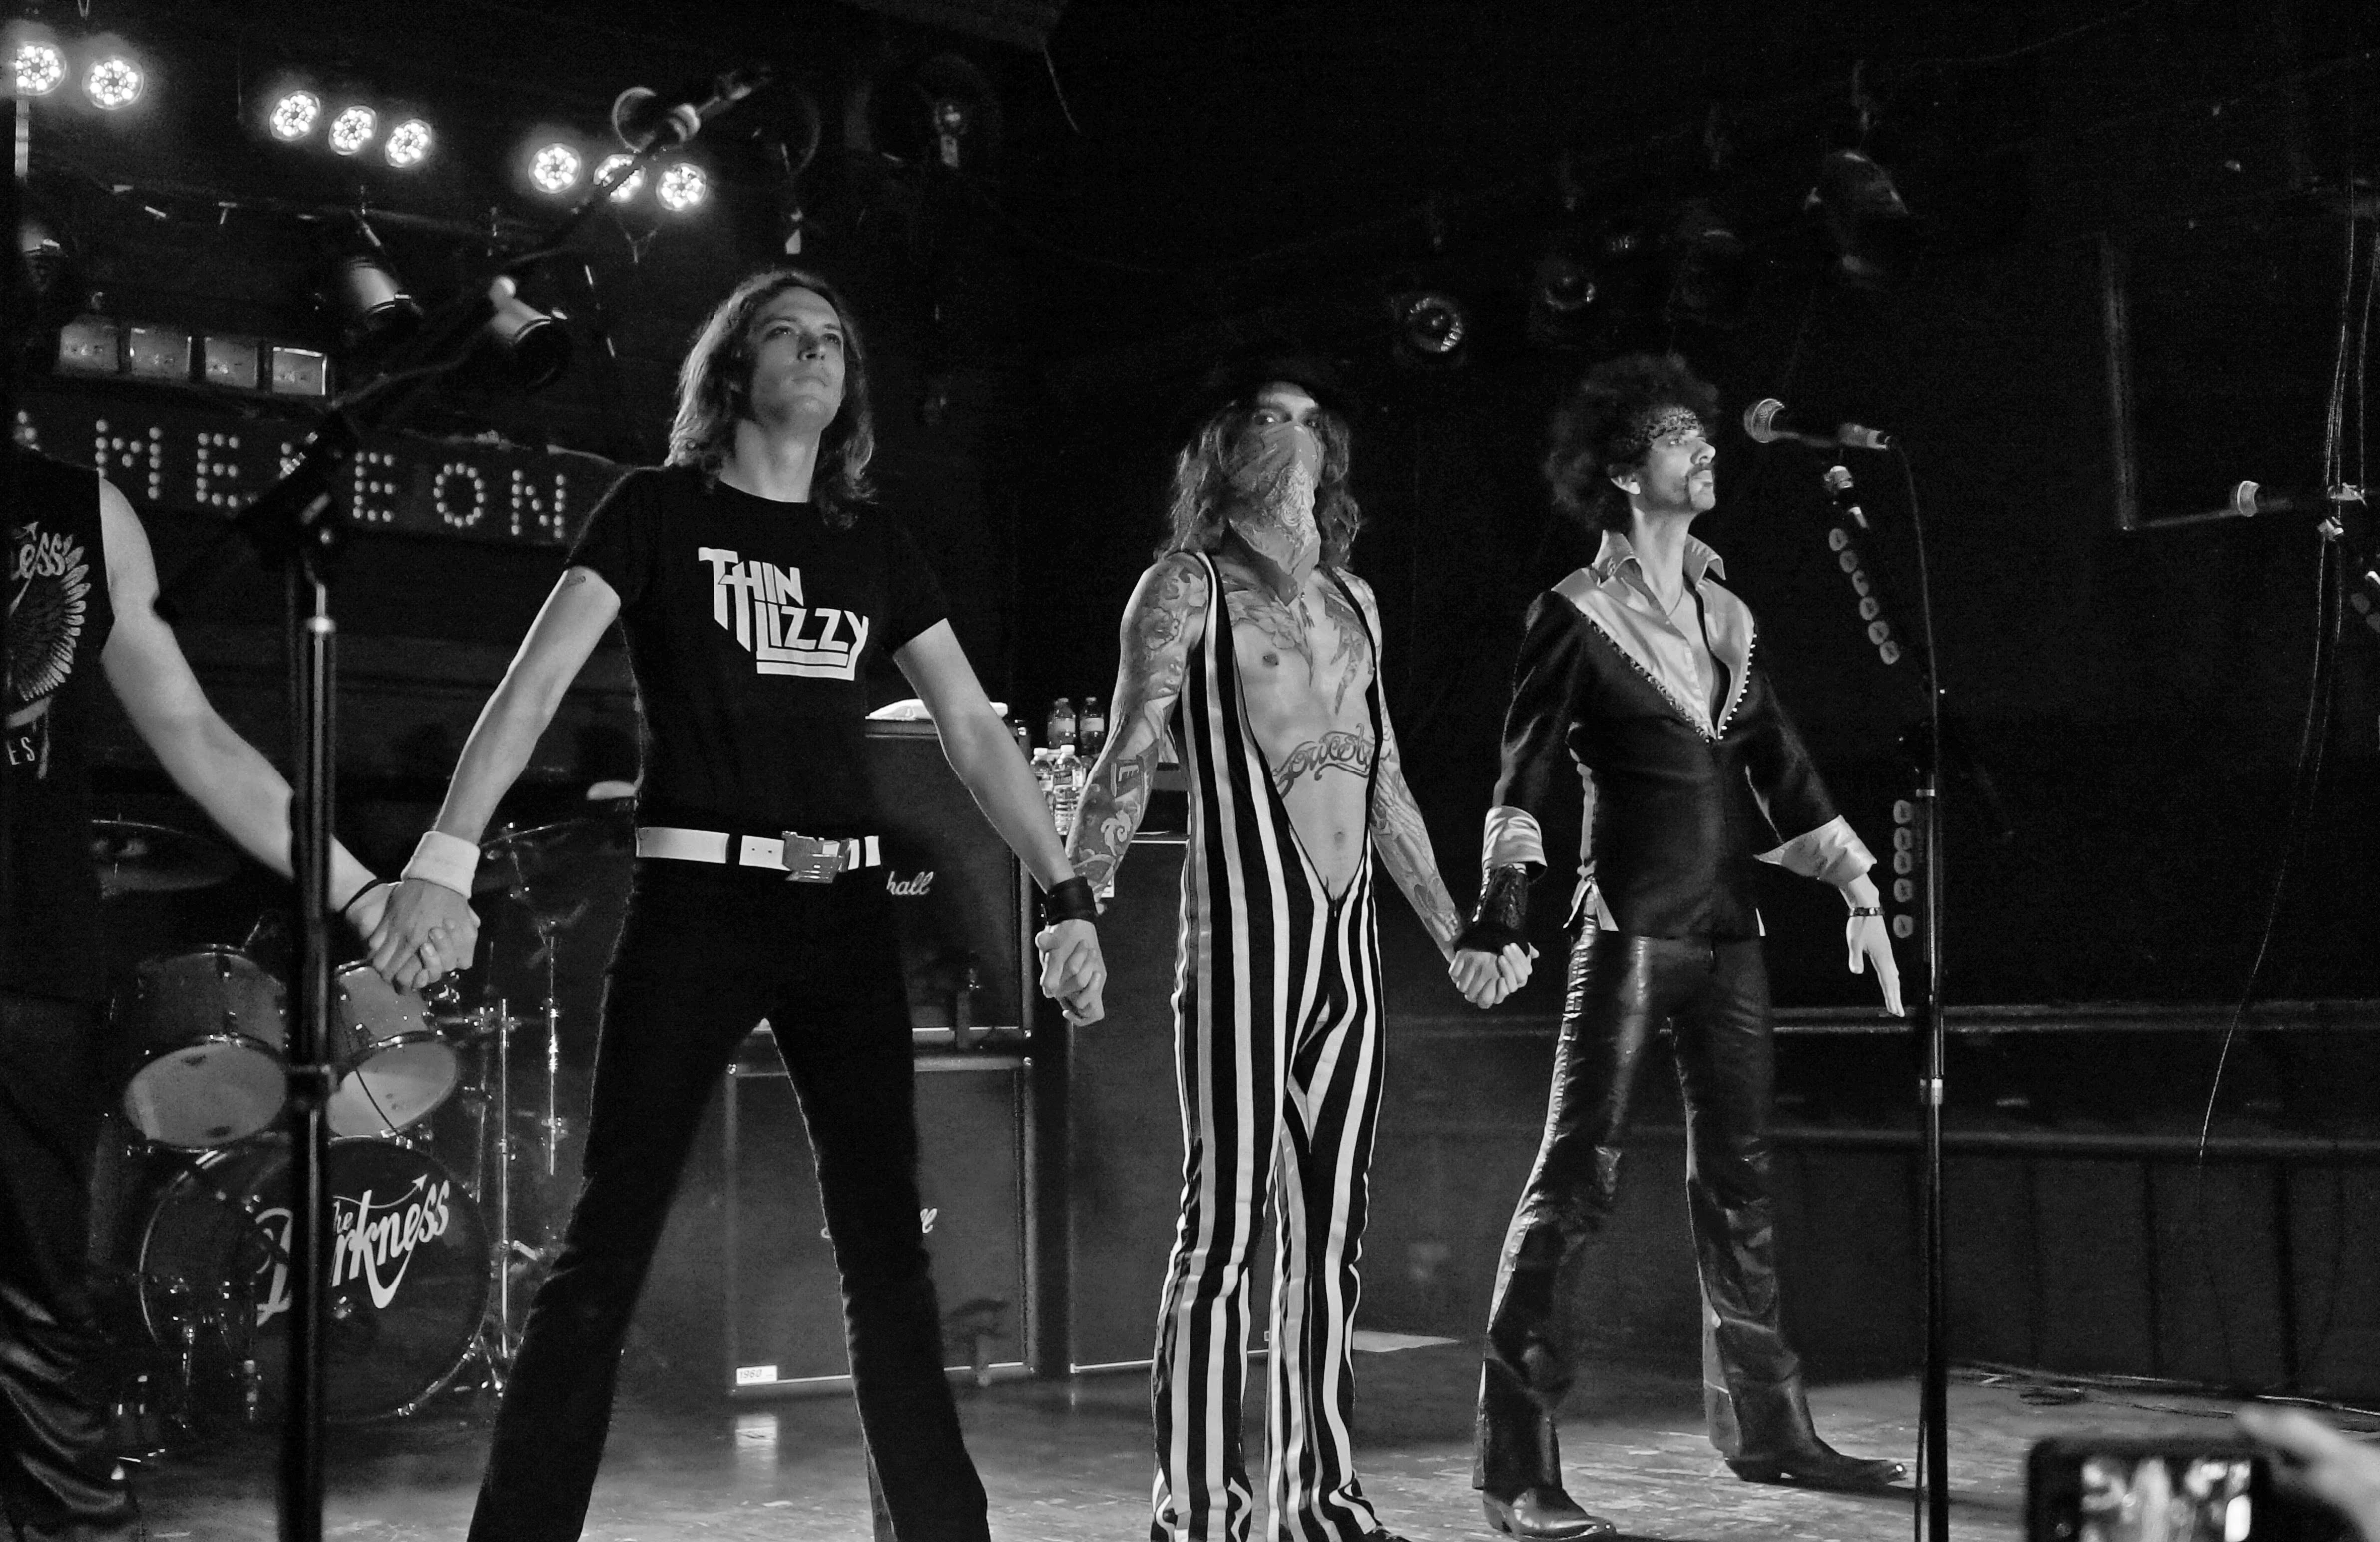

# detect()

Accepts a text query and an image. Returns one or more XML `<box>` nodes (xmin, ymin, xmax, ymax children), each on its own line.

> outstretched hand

<box><xmin>1847</xmin><ymin>913</ymin><xmax>1904</xmax><ymax>1016</ymax></box>
<box><xmin>1035</xmin><ymin>917</ymin><xmax>1106</xmax><ymax>1025</ymax></box>
<box><xmin>367</xmin><ymin>877</ymin><xmax>481</xmax><ymax>991</ymax></box>
<box><xmin>1448</xmin><ymin>943</ymin><xmax>1532</xmax><ymax>1009</ymax></box>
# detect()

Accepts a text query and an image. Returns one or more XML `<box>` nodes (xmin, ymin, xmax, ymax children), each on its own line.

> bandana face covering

<box><xmin>1607</xmin><ymin>404</ymin><xmax>1707</xmax><ymax>467</ymax></box>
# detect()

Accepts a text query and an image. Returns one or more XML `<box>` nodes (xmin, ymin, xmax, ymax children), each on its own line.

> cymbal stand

<box><xmin>461</xmin><ymin>997</ymin><xmax>519</xmax><ymax>1389</ymax></box>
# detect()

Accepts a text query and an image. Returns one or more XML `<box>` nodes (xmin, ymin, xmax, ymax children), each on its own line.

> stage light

<box><xmin>56</xmin><ymin>316</ymin><xmax>122</xmax><ymax>376</ymax></box>
<box><xmin>1389</xmin><ymin>289</ymin><xmax>1469</xmax><ymax>366</ymax></box>
<box><xmin>319</xmin><ymin>226</ymin><xmax>421</xmax><ymax>353</ymax></box>
<box><xmin>269</xmin><ymin>89</ymin><xmax>321</xmax><ymax>141</ymax></box>
<box><xmin>327</xmin><ymin>105</ymin><xmax>377</xmax><ymax>155</ymax></box>
<box><xmin>83</xmin><ymin>55</ymin><xmax>143</xmax><ymax>111</ymax></box>
<box><xmin>269</xmin><ymin>345</ymin><xmax>330</xmax><ymax>397</ymax></box>
<box><xmin>1806</xmin><ymin>148</ymin><xmax>1918</xmax><ymax>290</ymax></box>
<box><xmin>594</xmin><ymin>153</ymin><xmax>645</xmax><ymax>203</ymax></box>
<box><xmin>484</xmin><ymin>275</ymin><xmax>571</xmax><ymax>390</ymax></box>
<box><xmin>202</xmin><ymin>335</ymin><xmax>262</xmax><ymax>390</ymax></box>
<box><xmin>528</xmin><ymin>142</ymin><xmax>582</xmax><ymax>195</ymax></box>
<box><xmin>384</xmin><ymin>118</ymin><xmax>433</xmax><ymax>168</ymax></box>
<box><xmin>655</xmin><ymin>161</ymin><xmax>707</xmax><ymax>212</ymax></box>
<box><xmin>126</xmin><ymin>325</ymin><xmax>193</xmax><ymax>382</ymax></box>
<box><xmin>15</xmin><ymin>40</ymin><xmax>66</xmax><ymax>97</ymax></box>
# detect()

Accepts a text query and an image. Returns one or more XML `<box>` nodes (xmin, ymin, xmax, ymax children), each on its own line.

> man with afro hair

<box><xmin>1451</xmin><ymin>352</ymin><xmax>1907</xmax><ymax>1538</ymax></box>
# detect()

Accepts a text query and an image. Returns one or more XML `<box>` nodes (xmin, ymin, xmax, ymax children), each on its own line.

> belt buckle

<box><xmin>781</xmin><ymin>832</ymin><xmax>843</xmax><ymax>884</ymax></box>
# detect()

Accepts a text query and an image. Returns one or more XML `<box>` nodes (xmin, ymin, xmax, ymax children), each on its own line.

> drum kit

<box><xmin>92</xmin><ymin>809</ymin><xmax>628</xmax><ymax>1438</ymax></box>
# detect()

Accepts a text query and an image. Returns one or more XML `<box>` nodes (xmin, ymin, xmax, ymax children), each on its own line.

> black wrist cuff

<box><xmin>1045</xmin><ymin>876</ymin><xmax>1099</xmax><ymax>924</ymax></box>
<box><xmin>1454</xmin><ymin>863</ymin><xmax>1532</xmax><ymax>955</ymax></box>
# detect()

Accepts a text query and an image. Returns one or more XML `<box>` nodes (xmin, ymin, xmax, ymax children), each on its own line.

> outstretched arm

<box><xmin>368</xmin><ymin>565</ymin><xmax>621</xmax><ymax>986</ymax></box>
<box><xmin>894</xmin><ymin>621</ymin><xmax>1106</xmax><ymax>1024</ymax></box>
<box><xmin>1066</xmin><ymin>554</ymin><xmax>1204</xmax><ymax>900</ymax></box>
<box><xmin>95</xmin><ymin>481</ymin><xmax>388</xmax><ymax>933</ymax></box>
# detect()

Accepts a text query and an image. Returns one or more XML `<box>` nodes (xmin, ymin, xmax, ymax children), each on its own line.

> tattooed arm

<box><xmin>1066</xmin><ymin>553</ymin><xmax>1206</xmax><ymax>898</ymax></box>
<box><xmin>1340</xmin><ymin>575</ymin><xmax>1464</xmax><ymax>959</ymax></box>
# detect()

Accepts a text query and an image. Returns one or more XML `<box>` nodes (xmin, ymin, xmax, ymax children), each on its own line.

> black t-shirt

<box><xmin>568</xmin><ymin>466</ymin><xmax>948</xmax><ymax>835</ymax></box>
<box><xmin>5</xmin><ymin>450</ymin><xmax>117</xmax><ymax>1002</ymax></box>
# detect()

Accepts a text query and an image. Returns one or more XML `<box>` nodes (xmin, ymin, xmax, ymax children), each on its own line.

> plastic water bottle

<box><xmin>1049</xmin><ymin>745</ymin><xmax>1081</xmax><ymax>839</ymax></box>
<box><xmin>1077</xmin><ymin>696</ymin><xmax>1108</xmax><ymax>758</ymax></box>
<box><xmin>1046</xmin><ymin>697</ymin><xmax>1077</xmax><ymax>750</ymax></box>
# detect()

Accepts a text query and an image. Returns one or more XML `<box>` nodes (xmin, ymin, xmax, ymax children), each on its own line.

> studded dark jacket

<box><xmin>1481</xmin><ymin>531</ymin><xmax>1871</xmax><ymax>940</ymax></box>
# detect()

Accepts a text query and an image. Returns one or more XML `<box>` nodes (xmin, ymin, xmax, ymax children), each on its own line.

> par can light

<box><xmin>328</xmin><ymin>105</ymin><xmax>378</xmax><ymax>156</ymax></box>
<box><xmin>83</xmin><ymin>55</ymin><xmax>143</xmax><ymax>110</ymax></box>
<box><xmin>15</xmin><ymin>40</ymin><xmax>66</xmax><ymax>97</ymax></box>
<box><xmin>529</xmin><ymin>142</ymin><xmax>582</xmax><ymax>195</ymax></box>
<box><xmin>384</xmin><ymin>118</ymin><xmax>433</xmax><ymax>168</ymax></box>
<box><xmin>594</xmin><ymin>153</ymin><xmax>645</xmax><ymax>203</ymax></box>
<box><xmin>269</xmin><ymin>89</ymin><xmax>321</xmax><ymax>141</ymax></box>
<box><xmin>656</xmin><ymin>161</ymin><xmax>707</xmax><ymax>212</ymax></box>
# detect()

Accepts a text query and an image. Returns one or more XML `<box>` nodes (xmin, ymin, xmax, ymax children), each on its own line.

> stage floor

<box><xmin>129</xmin><ymin>1342</ymin><xmax>2255</xmax><ymax>1540</ymax></box>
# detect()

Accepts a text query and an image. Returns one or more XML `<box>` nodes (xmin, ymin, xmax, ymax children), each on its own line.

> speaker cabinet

<box><xmin>861</xmin><ymin>719</ymin><xmax>1032</xmax><ymax>1042</ymax></box>
<box><xmin>1064</xmin><ymin>834</ymin><xmax>1272</xmax><ymax>1371</ymax></box>
<box><xmin>721</xmin><ymin>1030</ymin><xmax>1033</xmax><ymax>1397</ymax></box>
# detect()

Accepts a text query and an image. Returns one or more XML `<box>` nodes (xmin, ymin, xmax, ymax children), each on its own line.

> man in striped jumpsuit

<box><xmin>1067</xmin><ymin>360</ymin><xmax>1524</xmax><ymax>1542</ymax></box>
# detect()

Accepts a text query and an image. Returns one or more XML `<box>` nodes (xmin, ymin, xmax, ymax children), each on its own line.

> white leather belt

<box><xmin>635</xmin><ymin>826</ymin><xmax>882</xmax><ymax>883</ymax></box>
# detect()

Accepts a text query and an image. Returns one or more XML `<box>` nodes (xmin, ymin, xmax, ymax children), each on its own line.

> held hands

<box><xmin>340</xmin><ymin>881</ymin><xmax>393</xmax><ymax>944</ymax></box>
<box><xmin>367</xmin><ymin>877</ymin><xmax>482</xmax><ymax>991</ymax></box>
<box><xmin>1448</xmin><ymin>943</ymin><xmax>1533</xmax><ymax>1009</ymax></box>
<box><xmin>1846</xmin><ymin>911</ymin><xmax>1905</xmax><ymax>1016</ymax></box>
<box><xmin>1034</xmin><ymin>917</ymin><xmax>1106</xmax><ymax>1025</ymax></box>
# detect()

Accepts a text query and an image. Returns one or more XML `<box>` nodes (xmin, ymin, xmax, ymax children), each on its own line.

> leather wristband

<box><xmin>403</xmin><ymin>830</ymin><xmax>479</xmax><ymax>898</ymax></box>
<box><xmin>1045</xmin><ymin>875</ymin><xmax>1099</xmax><ymax>925</ymax></box>
<box><xmin>1453</xmin><ymin>862</ymin><xmax>1532</xmax><ymax>956</ymax></box>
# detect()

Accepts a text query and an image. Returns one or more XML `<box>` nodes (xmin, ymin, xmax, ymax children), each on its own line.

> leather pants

<box><xmin>0</xmin><ymin>991</ymin><xmax>144</xmax><ymax>1542</ymax></box>
<box><xmin>1474</xmin><ymin>931</ymin><xmax>1805</xmax><ymax>1495</ymax></box>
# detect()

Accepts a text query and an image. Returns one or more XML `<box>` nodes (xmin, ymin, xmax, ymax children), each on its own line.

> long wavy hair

<box><xmin>666</xmin><ymin>267</ymin><xmax>876</xmax><ymax>528</ymax></box>
<box><xmin>1543</xmin><ymin>351</ymin><xmax>1721</xmax><ymax>534</ymax></box>
<box><xmin>1157</xmin><ymin>397</ymin><xmax>1362</xmax><ymax>569</ymax></box>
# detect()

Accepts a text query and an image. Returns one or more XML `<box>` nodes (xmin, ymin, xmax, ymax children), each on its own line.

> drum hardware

<box><xmin>90</xmin><ymin>819</ymin><xmax>239</xmax><ymax>899</ymax></box>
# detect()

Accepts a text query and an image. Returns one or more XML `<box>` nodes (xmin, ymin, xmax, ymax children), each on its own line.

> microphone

<box><xmin>1822</xmin><ymin>463</ymin><xmax>1872</xmax><ymax>532</ymax></box>
<box><xmin>611</xmin><ymin>62</ymin><xmax>773</xmax><ymax>151</ymax></box>
<box><xmin>1742</xmin><ymin>397</ymin><xmax>1893</xmax><ymax>451</ymax></box>
<box><xmin>2227</xmin><ymin>480</ymin><xmax>2366</xmax><ymax>519</ymax></box>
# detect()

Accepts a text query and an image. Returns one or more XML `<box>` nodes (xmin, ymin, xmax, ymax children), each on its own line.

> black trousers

<box><xmin>0</xmin><ymin>990</ymin><xmax>143</xmax><ymax>1542</ymax></box>
<box><xmin>1475</xmin><ymin>930</ymin><xmax>1813</xmax><ymax>1496</ymax></box>
<box><xmin>467</xmin><ymin>862</ymin><xmax>988</xmax><ymax>1542</ymax></box>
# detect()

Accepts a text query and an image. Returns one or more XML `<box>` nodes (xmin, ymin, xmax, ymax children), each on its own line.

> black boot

<box><xmin>1475</xmin><ymin>1367</ymin><xmax>1615</xmax><ymax>1539</ymax></box>
<box><xmin>1714</xmin><ymin>1374</ymin><xmax>1907</xmax><ymax>1491</ymax></box>
<box><xmin>1480</xmin><ymin>1487</ymin><xmax>1616</xmax><ymax>1540</ymax></box>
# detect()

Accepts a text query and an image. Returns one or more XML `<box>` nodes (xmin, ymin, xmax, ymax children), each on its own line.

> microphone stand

<box><xmin>1812</xmin><ymin>452</ymin><xmax>1952</xmax><ymax>1542</ymax></box>
<box><xmin>156</xmin><ymin>142</ymin><xmax>678</xmax><ymax>1542</ymax></box>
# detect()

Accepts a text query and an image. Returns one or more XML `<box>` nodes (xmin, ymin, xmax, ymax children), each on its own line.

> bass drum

<box><xmin>137</xmin><ymin>1139</ymin><xmax>489</xmax><ymax>1422</ymax></box>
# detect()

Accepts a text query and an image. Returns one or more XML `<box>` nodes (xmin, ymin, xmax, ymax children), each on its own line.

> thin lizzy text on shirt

<box><xmin>698</xmin><ymin>546</ymin><xmax>871</xmax><ymax>681</ymax></box>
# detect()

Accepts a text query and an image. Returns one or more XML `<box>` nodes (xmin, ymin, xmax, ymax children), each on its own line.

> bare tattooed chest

<box><xmin>1220</xmin><ymin>573</ymin><xmax>1377</xmax><ymax>796</ymax></box>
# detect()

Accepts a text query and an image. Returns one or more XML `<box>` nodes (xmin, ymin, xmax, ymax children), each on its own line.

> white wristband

<box><xmin>403</xmin><ymin>831</ymin><xmax>480</xmax><ymax>898</ymax></box>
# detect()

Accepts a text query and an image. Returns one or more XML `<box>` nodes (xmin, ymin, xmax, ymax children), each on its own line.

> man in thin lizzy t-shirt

<box><xmin>371</xmin><ymin>267</ymin><xmax>1106</xmax><ymax>1542</ymax></box>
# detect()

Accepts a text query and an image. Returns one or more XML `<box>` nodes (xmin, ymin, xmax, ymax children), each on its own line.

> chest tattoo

<box><xmin>1223</xmin><ymin>572</ymin><xmax>1373</xmax><ymax>713</ymax></box>
<box><xmin>1270</xmin><ymin>729</ymin><xmax>1376</xmax><ymax>795</ymax></box>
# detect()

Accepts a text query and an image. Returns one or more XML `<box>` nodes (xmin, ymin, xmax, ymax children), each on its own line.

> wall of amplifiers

<box><xmin>13</xmin><ymin>383</ymin><xmax>627</xmax><ymax>547</ymax></box>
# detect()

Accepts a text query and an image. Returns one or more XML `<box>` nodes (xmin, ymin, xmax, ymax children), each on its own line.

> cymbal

<box><xmin>473</xmin><ymin>809</ymin><xmax>629</xmax><ymax>902</ymax></box>
<box><xmin>90</xmin><ymin>820</ymin><xmax>238</xmax><ymax>898</ymax></box>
